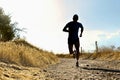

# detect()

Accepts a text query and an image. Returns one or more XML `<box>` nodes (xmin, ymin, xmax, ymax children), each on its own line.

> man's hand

<box><xmin>80</xmin><ymin>33</ymin><xmax>82</xmax><ymax>37</ymax></box>
<box><xmin>63</xmin><ymin>27</ymin><xmax>69</xmax><ymax>32</ymax></box>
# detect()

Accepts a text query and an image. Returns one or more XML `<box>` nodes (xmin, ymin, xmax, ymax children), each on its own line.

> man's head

<box><xmin>73</xmin><ymin>14</ymin><xmax>78</xmax><ymax>22</ymax></box>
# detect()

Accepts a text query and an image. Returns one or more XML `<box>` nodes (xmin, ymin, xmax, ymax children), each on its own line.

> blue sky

<box><xmin>0</xmin><ymin>0</ymin><xmax>120</xmax><ymax>53</ymax></box>
<box><xmin>62</xmin><ymin>0</ymin><xmax>120</xmax><ymax>50</ymax></box>
<box><xmin>63</xmin><ymin>0</ymin><xmax>120</xmax><ymax>31</ymax></box>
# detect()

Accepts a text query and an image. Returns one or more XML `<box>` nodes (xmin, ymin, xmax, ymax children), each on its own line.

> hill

<box><xmin>0</xmin><ymin>39</ymin><xmax>59</xmax><ymax>67</ymax></box>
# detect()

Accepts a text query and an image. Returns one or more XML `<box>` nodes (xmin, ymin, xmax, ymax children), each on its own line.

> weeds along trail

<box><xmin>0</xmin><ymin>39</ymin><xmax>59</xmax><ymax>67</ymax></box>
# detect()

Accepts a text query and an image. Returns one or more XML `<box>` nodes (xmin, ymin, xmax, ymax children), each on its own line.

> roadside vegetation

<box><xmin>56</xmin><ymin>45</ymin><xmax>120</xmax><ymax>60</ymax></box>
<box><xmin>0</xmin><ymin>39</ymin><xmax>59</xmax><ymax>67</ymax></box>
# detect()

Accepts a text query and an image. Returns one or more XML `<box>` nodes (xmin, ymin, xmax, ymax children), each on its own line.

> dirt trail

<box><xmin>0</xmin><ymin>58</ymin><xmax>120</xmax><ymax>80</ymax></box>
<box><xmin>0</xmin><ymin>62</ymin><xmax>46</xmax><ymax>80</ymax></box>
<box><xmin>44</xmin><ymin>58</ymin><xmax>120</xmax><ymax>80</ymax></box>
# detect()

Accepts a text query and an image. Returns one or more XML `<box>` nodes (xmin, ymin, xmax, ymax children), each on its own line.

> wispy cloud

<box><xmin>81</xmin><ymin>29</ymin><xmax>120</xmax><ymax>51</ymax></box>
<box><xmin>101</xmin><ymin>31</ymin><xmax>120</xmax><ymax>39</ymax></box>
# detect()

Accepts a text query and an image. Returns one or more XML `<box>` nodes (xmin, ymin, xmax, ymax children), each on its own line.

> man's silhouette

<box><xmin>63</xmin><ymin>14</ymin><xmax>84</xmax><ymax>67</ymax></box>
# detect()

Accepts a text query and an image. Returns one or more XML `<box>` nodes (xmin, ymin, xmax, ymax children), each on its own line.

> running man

<box><xmin>63</xmin><ymin>14</ymin><xmax>84</xmax><ymax>67</ymax></box>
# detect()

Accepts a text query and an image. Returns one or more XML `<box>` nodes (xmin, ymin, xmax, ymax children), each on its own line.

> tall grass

<box><xmin>0</xmin><ymin>39</ymin><xmax>59</xmax><ymax>67</ymax></box>
<box><xmin>57</xmin><ymin>52</ymin><xmax>120</xmax><ymax>60</ymax></box>
<box><xmin>88</xmin><ymin>52</ymin><xmax>120</xmax><ymax>60</ymax></box>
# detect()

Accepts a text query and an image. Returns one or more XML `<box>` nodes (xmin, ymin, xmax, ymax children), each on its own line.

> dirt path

<box><xmin>44</xmin><ymin>58</ymin><xmax>120</xmax><ymax>80</ymax></box>
<box><xmin>0</xmin><ymin>58</ymin><xmax>120</xmax><ymax>80</ymax></box>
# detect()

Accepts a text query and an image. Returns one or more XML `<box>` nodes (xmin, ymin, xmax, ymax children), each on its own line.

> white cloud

<box><xmin>104</xmin><ymin>31</ymin><xmax>120</xmax><ymax>39</ymax></box>
<box><xmin>80</xmin><ymin>30</ymin><xmax>120</xmax><ymax>51</ymax></box>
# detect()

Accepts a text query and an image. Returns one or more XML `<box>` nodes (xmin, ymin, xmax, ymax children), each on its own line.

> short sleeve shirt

<box><xmin>65</xmin><ymin>21</ymin><xmax>83</xmax><ymax>40</ymax></box>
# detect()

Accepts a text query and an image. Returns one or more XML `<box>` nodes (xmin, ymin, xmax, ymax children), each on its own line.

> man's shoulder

<box><xmin>66</xmin><ymin>21</ymin><xmax>73</xmax><ymax>25</ymax></box>
<box><xmin>77</xmin><ymin>22</ymin><xmax>83</xmax><ymax>26</ymax></box>
<box><xmin>67</xmin><ymin>21</ymin><xmax>73</xmax><ymax>24</ymax></box>
<box><xmin>67</xmin><ymin>21</ymin><xmax>83</xmax><ymax>26</ymax></box>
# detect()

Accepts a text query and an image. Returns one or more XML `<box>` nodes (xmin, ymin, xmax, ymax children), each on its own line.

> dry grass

<box><xmin>90</xmin><ymin>52</ymin><xmax>120</xmax><ymax>60</ymax></box>
<box><xmin>0</xmin><ymin>39</ymin><xmax>59</xmax><ymax>67</ymax></box>
<box><xmin>57</xmin><ymin>52</ymin><xmax>120</xmax><ymax>61</ymax></box>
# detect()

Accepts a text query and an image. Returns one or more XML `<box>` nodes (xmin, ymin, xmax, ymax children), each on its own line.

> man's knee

<box><xmin>69</xmin><ymin>48</ymin><xmax>73</xmax><ymax>54</ymax></box>
<box><xmin>68</xmin><ymin>44</ymin><xmax>73</xmax><ymax>54</ymax></box>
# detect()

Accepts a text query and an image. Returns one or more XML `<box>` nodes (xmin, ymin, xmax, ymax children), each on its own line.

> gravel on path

<box><xmin>44</xmin><ymin>58</ymin><xmax>120</xmax><ymax>80</ymax></box>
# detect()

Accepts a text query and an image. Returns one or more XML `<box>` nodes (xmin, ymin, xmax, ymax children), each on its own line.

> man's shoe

<box><xmin>76</xmin><ymin>61</ymin><xmax>79</xmax><ymax>67</ymax></box>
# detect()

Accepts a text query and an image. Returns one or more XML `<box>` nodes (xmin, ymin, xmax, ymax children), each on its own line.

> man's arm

<box><xmin>63</xmin><ymin>24</ymin><xmax>69</xmax><ymax>32</ymax></box>
<box><xmin>80</xmin><ymin>24</ymin><xmax>84</xmax><ymax>37</ymax></box>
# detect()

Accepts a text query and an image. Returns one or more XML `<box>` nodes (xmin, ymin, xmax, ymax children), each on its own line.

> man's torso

<box><xmin>67</xmin><ymin>21</ymin><xmax>82</xmax><ymax>40</ymax></box>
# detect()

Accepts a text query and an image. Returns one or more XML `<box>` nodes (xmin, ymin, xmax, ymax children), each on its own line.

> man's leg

<box><xmin>68</xmin><ymin>44</ymin><xmax>73</xmax><ymax>54</ymax></box>
<box><xmin>75</xmin><ymin>40</ymin><xmax>80</xmax><ymax>67</ymax></box>
<box><xmin>75</xmin><ymin>41</ymin><xmax>80</xmax><ymax>60</ymax></box>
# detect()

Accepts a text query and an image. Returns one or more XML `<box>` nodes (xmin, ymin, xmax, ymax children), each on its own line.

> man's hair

<box><xmin>73</xmin><ymin>14</ymin><xmax>78</xmax><ymax>21</ymax></box>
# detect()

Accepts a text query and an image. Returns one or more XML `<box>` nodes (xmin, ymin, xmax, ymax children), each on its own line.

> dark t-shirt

<box><xmin>65</xmin><ymin>21</ymin><xmax>83</xmax><ymax>40</ymax></box>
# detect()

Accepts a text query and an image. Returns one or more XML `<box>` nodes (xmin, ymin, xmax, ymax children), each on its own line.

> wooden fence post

<box><xmin>95</xmin><ymin>41</ymin><xmax>98</xmax><ymax>53</ymax></box>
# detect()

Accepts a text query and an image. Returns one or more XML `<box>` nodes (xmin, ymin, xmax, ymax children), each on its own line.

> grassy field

<box><xmin>0</xmin><ymin>39</ymin><xmax>59</xmax><ymax>68</ymax></box>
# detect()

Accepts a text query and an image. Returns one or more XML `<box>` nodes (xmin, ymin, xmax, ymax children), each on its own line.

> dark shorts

<box><xmin>68</xmin><ymin>38</ymin><xmax>79</xmax><ymax>45</ymax></box>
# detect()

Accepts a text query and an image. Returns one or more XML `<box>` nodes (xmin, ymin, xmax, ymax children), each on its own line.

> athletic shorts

<box><xmin>68</xmin><ymin>38</ymin><xmax>79</xmax><ymax>45</ymax></box>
